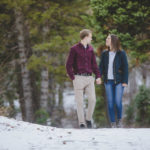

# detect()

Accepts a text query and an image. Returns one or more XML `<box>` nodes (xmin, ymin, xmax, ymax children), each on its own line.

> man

<box><xmin>66</xmin><ymin>29</ymin><xmax>101</xmax><ymax>129</ymax></box>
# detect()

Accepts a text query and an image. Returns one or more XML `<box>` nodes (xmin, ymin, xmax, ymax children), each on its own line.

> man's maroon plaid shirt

<box><xmin>66</xmin><ymin>42</ymin><xmax>101</xmax><ymax>80</ymax></box>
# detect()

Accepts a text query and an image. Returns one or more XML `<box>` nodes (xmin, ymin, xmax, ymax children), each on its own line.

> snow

<box><xmin>0</xmin><ymin>117</ymin><xmax>150</xmax><ymax>150</ymax></box>
<box><xmin>63</xmin><ymin>91</ymin><xmax>76</xmax><ymax>114</ymax></box>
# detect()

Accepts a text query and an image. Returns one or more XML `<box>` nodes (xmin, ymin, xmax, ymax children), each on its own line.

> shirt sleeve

<box><xmin>66</xmin><ymin>47</ymin><xmax>76</xmax><ymax>80</ymax></box>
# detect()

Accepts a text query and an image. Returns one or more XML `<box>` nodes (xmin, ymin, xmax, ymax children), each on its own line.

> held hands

<box><xmin>96</xmin><ymin>78</ymin><xmax>102</xmax><ymax>85</ymax></box>
<box><xmin>95</xmin><ymin>79</ymin><xmax>127</xmax><ymax>86</ymax></box>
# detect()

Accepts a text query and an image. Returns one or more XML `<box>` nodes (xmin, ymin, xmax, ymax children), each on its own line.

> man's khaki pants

<box><xmin>73</xmin><ymin>75</ymin><xmax>96</xmax><ymax>125</ymax></box>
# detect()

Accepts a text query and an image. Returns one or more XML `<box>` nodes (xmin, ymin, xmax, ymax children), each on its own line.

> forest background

<box><xmin>0</xmin><ymin>0</ymin><xmax>150</xmax><ymax>128</ymax></box>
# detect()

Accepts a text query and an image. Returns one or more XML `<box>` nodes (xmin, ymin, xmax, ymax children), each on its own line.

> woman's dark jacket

<box><xmin>99</xmin><ymin>50</ymin><xmax>128</xmax><ymax>84</ymax></box>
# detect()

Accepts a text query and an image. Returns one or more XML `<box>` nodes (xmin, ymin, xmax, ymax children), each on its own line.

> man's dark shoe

<box><xmin>86</xmin><ymin>120</ymin><xmax>92</xmax><ymax>128</ymax></box>
<box><xmin>79</xmin><ymin>124</ymin><xmax>86</xmax><ymax>129</ymax></box>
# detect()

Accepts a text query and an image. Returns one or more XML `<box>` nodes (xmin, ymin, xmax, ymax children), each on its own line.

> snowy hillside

<box><xmin>0</xmin><ymin>117</ymin><xmax>150</xmax><ymax>150</ymax></box>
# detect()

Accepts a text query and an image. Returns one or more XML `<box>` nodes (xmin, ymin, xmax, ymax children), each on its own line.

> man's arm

<box><xmin>66</xmin><ymin>48</ymin><xmax>76</xmax><ymax>80</ymax></box>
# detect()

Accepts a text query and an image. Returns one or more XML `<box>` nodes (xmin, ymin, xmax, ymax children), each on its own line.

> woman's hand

<box><xmin>96</xmin><ymin>78</ymin><xmax>102</xmax><ymax>85</ymax></box>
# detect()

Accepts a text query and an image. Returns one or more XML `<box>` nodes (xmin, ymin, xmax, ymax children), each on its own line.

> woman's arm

<box><xmin>121</xmin><ymin>50</ymin><xmax>128</xmax><ymax>85</ymax></box>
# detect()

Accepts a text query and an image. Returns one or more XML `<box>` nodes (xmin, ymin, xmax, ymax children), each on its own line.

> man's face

<box><xmin>85</xmin><ymin>33</ymin><xmax>92</xmax><ymax>44</ymax></box>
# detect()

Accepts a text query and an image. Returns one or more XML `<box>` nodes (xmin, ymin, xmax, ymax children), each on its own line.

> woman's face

<box><xmin>106</xmin><ymin>35</ymin><xmax>111</xmax><ymax>47</ymax></box>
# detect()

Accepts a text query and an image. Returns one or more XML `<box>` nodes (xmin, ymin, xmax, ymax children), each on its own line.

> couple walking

<box><xmin>66</xmin><ymin>29</ymin><xmax>128</xmax><ymax>129</ymax></box>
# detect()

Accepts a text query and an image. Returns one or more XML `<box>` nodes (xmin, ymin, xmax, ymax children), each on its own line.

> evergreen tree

<box><xmin>0</xmin><ymin>0</ymin><xmax>90</xmax><ymax>126</ymax></box>
<box><xmin>88</xmin><ymin>0</ymin><xmax>150</xmax><ymax>65</ymax></box>
<box><xmin>125</xmin><ymin>85</ymin><xmax>150</xmax><ymax>127</ymax></box>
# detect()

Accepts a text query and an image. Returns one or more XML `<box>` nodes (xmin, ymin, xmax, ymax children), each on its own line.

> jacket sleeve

<box><xmin>66</xmin><ymin>48</ymin><xmax>76</xmax><ymax>80</ymax></box>
<box><xmin>121</xmin><ymin>50</ymin><xmax>128</xmax><ymax>84</ymax></box>
<box><xmin>91</xmin><ymin>50</ymin><xmax>101</xmax><ymax>79</ymax></box>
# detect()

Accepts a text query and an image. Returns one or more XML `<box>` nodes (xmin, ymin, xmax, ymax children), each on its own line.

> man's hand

<box><xmin>96</xmin><ymin>78</ymin><xmax>102</xmax><ymax>85</ymax></box>
<box><xmin>122</xmin><ymin>83</ymin><xmax>127</xmax><ymax>87</ymax></box>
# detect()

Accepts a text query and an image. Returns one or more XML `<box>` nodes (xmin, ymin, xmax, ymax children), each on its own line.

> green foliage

<box><xmin>88</xmin><ymin>0</ymin><xmax>150</xmax><ymax>64</ymax></box>
<box><xmin>26</xmin><ymin>0</ymin><xmax>89</xmax><ymax>86</ymax></box>
<box><xmin>94</xmin><ymin>97</ymin><xmax>107</xmax><ymax>127</ymax></box>
<box><xmin>135</xmin><ymin>86</ymin><xmax>150</xmax><ymax>126</ymax></box>
<box><xmin>93</xmin><ymin>85</ymin><xmax>108</xmax><ymax>127</ymax></box>
<box><xmin>125</xmin><ymin>85</ymin><xmax>150</xmax><ymax>127</ymax></box>
<box><xmin>125</xmin><ymin>100</ymin><xmax>136</xmax><ymax>126</ymax></box>
<box><xmin>0</xmin><ymin>0</ymin><xmax>89</xmax><ymax>125</ymax></box>
<box><xmin>35</xmin><ymin>109</ymin><xmax>49</xmax><ymax>125</ymax></box>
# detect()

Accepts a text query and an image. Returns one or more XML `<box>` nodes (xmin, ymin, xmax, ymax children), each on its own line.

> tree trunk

<box><xmin>15</xmin><ymin>63</ymin><xmax>25</xmax><ymax>120</ymax></box>
<box><xmin>40</xmin><ymin>26</ymin><xmax>49</xmax><ymax>111</ymax></box>
<box><xmin>24</xmin><ymin>20</ymin><xmax>40</xmax><ymax>115</ymax></box>
<box><xmin>15</xmin><ymin>9</ymin><xmax>34</xmax><ymax>122</ymax></box>
<box><xmin>58</xmin><ymin>84</ymin><xmax>63</xmax><ymax>108</ymax></box>
<box><xmin>40</xmin><ymin>66</ymin><xmax>49</xmax><ymax>110</ymax></box>
<box><xmin>48</xmin><ymin>73</ymin><xmax>56</xmax><ymax>115</ymax></box>
<box><xmin>57</xmin><ymin>83</ymin><xmax>65</xmax><ymax>127</ymax></box>
<box><xmin>30</xmin><ymin>70</ymin><xmax>40</xmax><ymax>114</ymax></box>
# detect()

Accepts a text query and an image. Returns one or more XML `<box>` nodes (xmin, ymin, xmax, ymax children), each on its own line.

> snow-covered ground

<box><xmin>0</xmin><ymin>116</ymin><xmax>150</xmax><ymax>150</ymax></box>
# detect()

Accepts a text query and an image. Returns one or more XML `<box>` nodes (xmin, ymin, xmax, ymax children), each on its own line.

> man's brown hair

<box><xmin>80</xmin><ymin>29</ymin><xmax>92</xmax><ymax>39</ymax></box>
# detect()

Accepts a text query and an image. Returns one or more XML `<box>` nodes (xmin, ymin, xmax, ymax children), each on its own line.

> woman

<box><xmin>99</xmin><ymin>34</ymin><xmax>128</xmax><ymax>128</ymax></box>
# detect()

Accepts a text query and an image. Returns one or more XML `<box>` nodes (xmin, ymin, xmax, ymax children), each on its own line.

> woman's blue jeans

<box><xmin>104</xmin><ymin>80</ymin><xmax>124</xmax><ymax>123</ymax></box>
